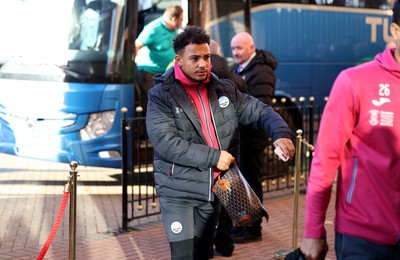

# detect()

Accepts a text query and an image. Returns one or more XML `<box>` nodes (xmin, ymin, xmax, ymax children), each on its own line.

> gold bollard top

<box><xmin>69</xmin><ymin>161</ymin><xmax>78</xmax><ymax>171</ymax></box>
<box><xmin>121</xmin><ymin>107</ymin><xmax>128</xmax><ymax>113</ymax></box>
<box><xmin>136</xmin><ymin>106</ymin><xmax>143</xmax><ymax>113</ymax></box>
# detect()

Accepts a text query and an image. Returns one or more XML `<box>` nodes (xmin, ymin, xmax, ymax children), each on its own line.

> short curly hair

<box><xmin>173</xmin><ymin>25</ymin><xmax>210</xmax><ymax>54</ymax></box>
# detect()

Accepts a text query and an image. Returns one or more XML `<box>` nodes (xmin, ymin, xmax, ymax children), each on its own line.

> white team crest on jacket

<box><xmin>368</xmin><ymin>109</ymin><xmax>394</xmax><ymax>127</ymax></box>
<box><xmin>218</xmin><ymin>96</ymin><xmax>229</xmax><ymax>108</ymax></box>
<box><xmin>369</xmin><ymin>110</ymin><xmax>380</xmax><ymax>126</ymax></box>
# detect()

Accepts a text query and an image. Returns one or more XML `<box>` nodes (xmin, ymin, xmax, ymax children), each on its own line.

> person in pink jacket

<box><xmin>299</xmin><ymin>1</ymin><xmax>400</xmax><ymax>259</ymax></box>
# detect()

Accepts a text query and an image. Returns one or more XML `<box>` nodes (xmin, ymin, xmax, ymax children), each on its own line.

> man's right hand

<box><xmin>216</xmin><ymin>151</ymin><xmax>235</xmax><ymax>171</ymax></box>
<box><xmin>300</xmin><ymin>238</ymin><xmax>328</xmax><ymax>260</ymax></box>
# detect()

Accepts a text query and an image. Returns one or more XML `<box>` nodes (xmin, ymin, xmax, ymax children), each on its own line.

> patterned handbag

<box><xmin>212</xmin><ymin>163</ymin><xmax>269</xmax><ymax>226</ymax></box>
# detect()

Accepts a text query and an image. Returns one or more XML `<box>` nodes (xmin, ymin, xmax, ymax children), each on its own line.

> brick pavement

<box><xmin>0</xmin><ymin>153</ymin><xmax>337</xmax><ymax>259</ymax></box>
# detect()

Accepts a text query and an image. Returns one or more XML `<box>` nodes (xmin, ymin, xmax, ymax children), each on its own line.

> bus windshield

<box><xmin>0</xmin><ymin>0</ymin><xmax>126</xmax><ymax>83</ymax></box>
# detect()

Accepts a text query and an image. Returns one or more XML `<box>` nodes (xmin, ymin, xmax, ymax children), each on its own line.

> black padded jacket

<box><xmin>146</xmin><ymin>67</ymin><xmax>292</xmax><ymax>202</ymax></box>
<box><xmin>231</xmin><ymin>49</ymin><xmax>278</xmax><ymax>105</ymax></box>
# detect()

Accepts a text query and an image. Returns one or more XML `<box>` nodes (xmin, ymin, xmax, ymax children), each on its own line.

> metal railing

<box><xmin>121</xmin><ymin>110</ymin><xmax>158</xmax><ymax>230</ymax></box>
<box><xmin>261</xmin><ymin>98</ymin><xmax>323</xmax><ymax>193</ymax></box>
<box><xmin>121</xmin><ymin>99</ymin><xmax>324</xmax><ymax>230</ymax></box>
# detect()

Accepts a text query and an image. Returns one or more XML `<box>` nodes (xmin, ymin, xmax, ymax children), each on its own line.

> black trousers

<box><xmin>160</xmin><ymin>196</ymin><xmax>221</xmax><ymax>260</ymax></box>
<box><xmin>237</xmin><ymin>144</ymin><xmax>265</xmax><ymax>231</ymax></box>
<box><xmin>335</xmin><ymin>232</ymin><xmax>400</xmax><ymax>260</ymax></box>
<box><xmin>213</xmin><ymin>206</ymin><xmax>233</xmax><ymax>250</ymax></box>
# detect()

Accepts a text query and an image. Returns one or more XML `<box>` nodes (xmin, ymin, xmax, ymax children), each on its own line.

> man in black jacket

<box><xmin>230</xmin><ymin>32</ymin><xmax>279</xmax><ymax>243</ymax></box>
<box><xmin>146</xmin><ymin>26</ymin><xmax>294</xmax><ymax>260</ymax></box>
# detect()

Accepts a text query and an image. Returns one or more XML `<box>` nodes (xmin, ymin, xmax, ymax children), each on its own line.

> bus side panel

<box><xmin>0</xmin><ymin>80</ymin><xmax>134</xmax><ymax>168</ymax></box>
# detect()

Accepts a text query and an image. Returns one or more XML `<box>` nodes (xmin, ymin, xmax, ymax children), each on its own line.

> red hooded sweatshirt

<box><xmin>174</xmin><ymin>63</ymin><xmax>221</xmax><ymax>179</ymax></box>
<box><xmin>304</xmin><ymin>47</ymin><xmax>400</xmax><ymax>245</ymax></box>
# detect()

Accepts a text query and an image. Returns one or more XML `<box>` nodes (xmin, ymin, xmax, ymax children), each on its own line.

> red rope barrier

<box><xmin>37</xmin><ymin>191</ymin><xmax>70</xmax><ymax>260</ymax></box>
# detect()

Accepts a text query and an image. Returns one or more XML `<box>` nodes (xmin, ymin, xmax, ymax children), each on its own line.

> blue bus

<box><xmin>0</xmin><ymin>0</ymin><xmax>393</xmax><ymax>168</ymax></box>
<box><xmin>0</xmin><ymin>0</ymin><xmax>187</xmax><ymax>168</ymax></box>
<box><xmin>0</xmin><ymin>0</ymin><xmax>141</xmax><ymax>168</ymax></box>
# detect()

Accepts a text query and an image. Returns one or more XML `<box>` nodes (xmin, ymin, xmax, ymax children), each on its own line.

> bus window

<box><xmin>253</xmin><ymin>0</ymin><xmax>393</xmax><ymax>8</ymax></box>
<box><xmin>70</xmin><ymin>0</ymin><xmax>117</xmax><ymax>51</ymax></box>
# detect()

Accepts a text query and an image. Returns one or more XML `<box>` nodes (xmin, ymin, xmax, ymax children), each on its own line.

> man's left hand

<box><xmin>273</xmin><ymin>138</ymin><xmax>295</xmax><ymax>160</ymax></box>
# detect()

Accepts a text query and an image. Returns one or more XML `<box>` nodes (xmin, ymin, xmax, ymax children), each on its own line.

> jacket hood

<box><xmin>251</xmin><ymin>49</ymin><xmax>278</xmax><ymax>71</ymax></box>
<box><xmin>173</xmin><ymin>62</ymin><xmax>211</xmax><ymax>87</ymax></box>
<box><xmin>211</xmin><ymin>54</ymin><xmax>231</xmax><ymax>78</ymax></box>
<box><xmin>153</xmin><ymin>66</ymin><xmax>174</xmax><ymax>85</ymax></box>
<box><xmin>153</xmin><ymin>64</ymin><xmax>220</xmax><ymax>89</ymax></box>
<box><xmin>375</xmin><ymin>47</ymin><xmax>400</xmax><ymax>78</ymax></box>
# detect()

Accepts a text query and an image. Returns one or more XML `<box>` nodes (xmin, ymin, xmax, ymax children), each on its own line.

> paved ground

<box><xmin>0</xmin><ymin>153</ymin><xmax>337</xmax><ymax>259</ymax></box>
